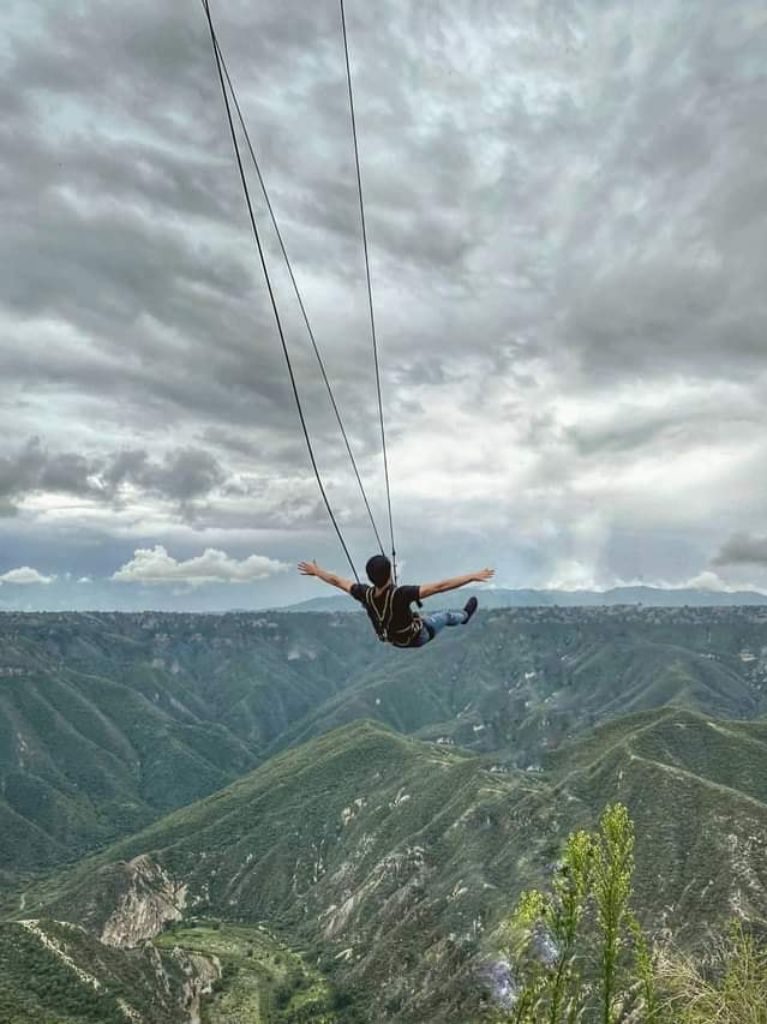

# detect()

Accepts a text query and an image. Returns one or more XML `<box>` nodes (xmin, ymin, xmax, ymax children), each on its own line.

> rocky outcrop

<box><xmin>174</xmin><ymin>949</ymin><xmax>221</xmax><ymax>1024</ymax></box>
<box><xmin>100</xmin><ymin>854</ymin><xmax>188</xmax><ymax>948</ymax></box>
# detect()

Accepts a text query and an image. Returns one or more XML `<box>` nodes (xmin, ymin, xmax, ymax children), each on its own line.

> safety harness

<box><xmin>364</xmin><ymin>585</ymin><xmax>427</xmax><ymax>647</ymax></box>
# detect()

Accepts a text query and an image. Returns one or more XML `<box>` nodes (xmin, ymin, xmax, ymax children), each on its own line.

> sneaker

<box><xmin>463</xmin><ymin>596</ymin><xmax>478</xmax><ymax>623</ymax></box>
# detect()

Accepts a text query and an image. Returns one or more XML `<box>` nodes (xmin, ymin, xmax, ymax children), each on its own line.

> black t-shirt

<box><xmin>350</xmin><ymin>583</ymin><xmax>423</xmax><ymax>647</ymax></box>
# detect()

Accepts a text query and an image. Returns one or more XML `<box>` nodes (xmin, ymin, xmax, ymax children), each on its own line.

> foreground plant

<box><xmin>657</xmin><ymin>920</ymin><xmax>767</xmax><ymax>1024</ymax></box>
<box><xmin>497</xmin><ymin>803</ymin><xmax>656</xmax><ymax>1024</ymax></box>
<box><xmin>493</xmin><ymin>804</ymin><xmax>767</xmax><ymax>1024</ymax></box>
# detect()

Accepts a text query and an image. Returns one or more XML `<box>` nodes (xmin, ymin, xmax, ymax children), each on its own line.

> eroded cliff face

<box><xmin>100</xmin><ymin>854</ymin><xmax>188</xmax><ymax>947</ymax></box>
<box><xmin>175</xmin><ymin>949</ymin><xmax>221</xmax><ymax>1024</ymax></box>
<box><xmin>93</xmin><ymin>855</ymin><xmax>223</xmax><ymax>1021</ymax></box>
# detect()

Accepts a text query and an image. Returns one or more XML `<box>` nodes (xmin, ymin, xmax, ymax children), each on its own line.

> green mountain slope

<box><xmin>546</xmin><ymin>708</ymin><xmax>767</xmax><ymax>929</ymax></box>
<box><xmin>0</xmin><ymin>916</ymin><xmax>345</xmax><ymax>1024</ymax></box>
<box><xmin>0</xmin><ymin>611</ymin><xmax>365</xmax><ymax>874</ymax></box>
<box><xmin>266</xmin><ymin>610</ymin><xmax>766</xmax><ymax>761</ymax></box>
<box><xmin>19</xmin><ymin>711</ymin><xmax>767</xmax><ymax>1023</ymax></box>
<box><xmin>0</xmin><ymin>918</ymin><xmax>216</xmax><ymax>1024</ymax></box>
<box><xmin>2</xmin><ymin>608</ymin><xmax>765</xmax><ymax>881</ymax></box>
<box><xmin>155</xmin><ymin>923</ymin><xmax>343</xmax><ymax>1024</ymax></box>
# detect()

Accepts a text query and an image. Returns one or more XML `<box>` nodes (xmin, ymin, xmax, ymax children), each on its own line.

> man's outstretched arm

<box><xmin>298</xmin><ymin>560</ymin><xmax>356</xmax><ymax>594</ymax></box>
<box><xmin>419</xmin><ymin>568</ymin><xmax>495</xmax><ymax>601</ymax></box>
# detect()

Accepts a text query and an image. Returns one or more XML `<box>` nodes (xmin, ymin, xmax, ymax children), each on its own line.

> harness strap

<box><xmin>365</xmin><ymin>585</ymin><xmax>397</xmax><ymax>642</ymax></box>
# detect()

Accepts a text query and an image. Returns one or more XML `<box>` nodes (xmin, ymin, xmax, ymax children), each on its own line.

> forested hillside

<box><xmin>2</xmin><ymin>609</ymin><xmax>766</xmax><ymax>878</ymax></box>
<box><xmin>2</xmin><ymin>610</ymin><xmax>767</xmax><ymax>1021</ymax></box>
<box><xmin>15</xmin><ymin>710</ymin><xmax>767</xmax><ymax>1022</ymax></box>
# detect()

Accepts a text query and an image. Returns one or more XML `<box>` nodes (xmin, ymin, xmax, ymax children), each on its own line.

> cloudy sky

<box><xmin>1</xmin><ymin>0</ymin><xmax>766</xmax><ymax>611</ymax></box>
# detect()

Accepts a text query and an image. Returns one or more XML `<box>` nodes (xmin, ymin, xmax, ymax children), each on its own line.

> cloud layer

<box><xmin>1</xmin><ymin>0</ymin><xmax>766</xmax><ymax>607</ymax></box>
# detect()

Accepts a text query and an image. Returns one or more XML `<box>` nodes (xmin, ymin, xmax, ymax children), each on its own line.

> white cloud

<box><xmin>540</xmin><ymin>566</ymin><xmax>766</xmax><ymax>596</ymax></box>
<box><xmin>544</xmin><ymin>561</ymin><xmax>604</xmax><ymax>592</ymax></box>
<box><xmin>680</xmin><ymin>570</ymin><xmax>765</xmax><ymax>594</ymax></box>
<box><xmin>0</xmin><ymin>566</ymin><xmax>56</xmax><ymax>585</ymax></box>
<box><xmin>112</xmin><ymin>545</ymin><xmax>289</xmax><ymax>586</ymax></box>
<box><xmin>682</xmin><ymin>570</ymin><xmax>732</xmax><ymax>592</ymax></box>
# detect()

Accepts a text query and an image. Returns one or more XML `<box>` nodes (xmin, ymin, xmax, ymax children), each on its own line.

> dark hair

<box><xmin>366</xmin><ymin>554</ymin><xmax>391</xmax><ymax>587</ymax></box>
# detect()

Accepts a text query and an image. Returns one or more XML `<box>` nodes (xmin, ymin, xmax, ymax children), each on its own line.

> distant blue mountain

<box><xmin>277</xmin><ymin>585</ymin><xmax>767</xmax><ymax>612</ymax></box>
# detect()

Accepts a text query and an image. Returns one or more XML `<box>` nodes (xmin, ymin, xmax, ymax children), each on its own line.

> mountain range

<box><xmin>2</xmin><ymin>607</ymin><xmax>766</xmax><ymax>881</ymax></box>
<box><xmin>2</xmin><ymin>608</ymin><xmax>767</xmax><ymax>1022</ymax></box>
<box><xmin>279</xmin><ymin>585</ymin><xmax>767</xmax><ymax>612</ymax></box>
<box><xmin>13</xmin><ymin>709</ymin><xmax>767</xmax><ymax>1023</ymax></box>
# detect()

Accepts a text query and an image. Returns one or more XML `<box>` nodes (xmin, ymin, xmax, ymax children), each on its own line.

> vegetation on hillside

<box><xmin>2</xmin><ymin>607</ymin><xmax>766</xmax><ymax>880</ymax></box>
<box><xmin>0</xmin><ymin>919</ymin><xmax>192</xmax><ymax>1024</ymax></box>
<box><xmin>2</xmin><ymin>610</ymin><xmax>767</xmax><ymax>1021</ymax></box>
<box><xmin>156</xmin><ymin>921</ymin><xmax>369</xmax><ymax>1023</ymax></box>
<box><xmin>16</xmin><ymin>710</ymin><xmax>767</xmax><ymax>1023</ymax></box>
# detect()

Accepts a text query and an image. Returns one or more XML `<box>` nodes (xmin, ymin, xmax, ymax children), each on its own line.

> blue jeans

<box><xmin>414</xmin><ymin>608</ymin><xmax>467</xmax><ymax>646</ymax></box>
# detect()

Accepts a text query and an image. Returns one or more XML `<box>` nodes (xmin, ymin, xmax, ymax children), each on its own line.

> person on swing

<box><xmin>297</xmin><ymin>555</ymin><xmax>495</xmax><ymax>648</ymax></box>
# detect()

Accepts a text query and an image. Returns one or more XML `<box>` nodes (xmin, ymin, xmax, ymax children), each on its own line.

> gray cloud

<box><xmin>0</xmin><ymin>438</ymin><xmax>228</xmax><ymax>514</ymax></box>
<box><xmin>713</xmin><ymin>533</ymin><xmax>767</xmax><ymax>567</ymax></box>
<box><xmin>551</xmin><ymin>6</ymin><xmax>767</xmax><ymax>381</ymax></box>
<box><xmin>0</xmin><ymin>438</ymin><xmax>95</xmax><ymax>503</ymax></box>
<box><xmin>103</xmin><ymin>448</ymin><xmax>226</xmax><ymax>503</ymax></box>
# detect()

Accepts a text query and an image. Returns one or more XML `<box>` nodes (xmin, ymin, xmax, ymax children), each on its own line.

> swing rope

<box><xmin>202</xmin><ymin>0</ymin><xmax>360</xmax><ymax>581</ymax></box>
<box><xmin>339</xmin><ymin>0</ymin><xmax>398</xmax><ymax>582</ymax></box>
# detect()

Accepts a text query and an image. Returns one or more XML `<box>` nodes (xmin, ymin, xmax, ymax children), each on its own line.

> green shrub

<box><xmin>495</xmin><ymin>805</ymin><xmax>767</xmax><ymax>1024</ymax></box>
<box><xmin>498</xmin><ymin>803</ymin><xmax>655</xmax><ymax>1023</ymax></box>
